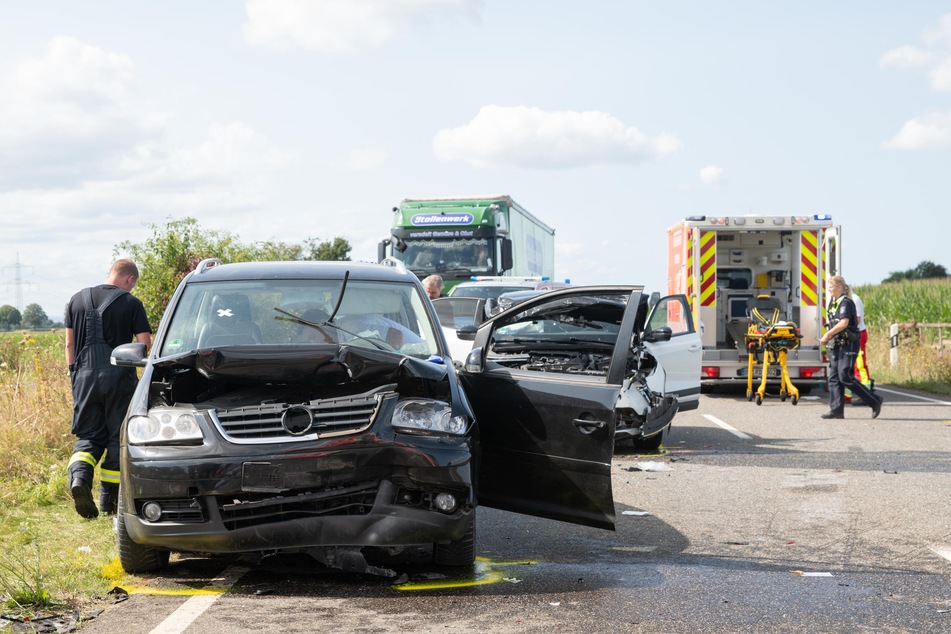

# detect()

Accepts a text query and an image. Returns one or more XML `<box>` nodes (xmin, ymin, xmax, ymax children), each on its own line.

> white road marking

<box><xmin>148</xmin><ymin>565</ymin><xmax>249</xmax><ymax>634</ymax></box>
<box><xmin>930</xmin><ymin>546</ymin><xmax>951</xmax><ymax>564</ymax></box>
<box><xmin>876</xmin><ymin>387</ymin><xmax>951</xmax><ymax>406</ymax></box>
<box><xmin>703</xmin><ymin>414</ymin><xmax>752</xmax><ymax>440</ymax></box>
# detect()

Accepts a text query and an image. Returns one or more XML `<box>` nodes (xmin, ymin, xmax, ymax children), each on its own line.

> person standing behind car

<box><xmin>422</xmin><ymin>274</ymin><xmax>444</xmax><ymax>299</ymax></box>
<box><xmin>818</xmin><ymin>275</ymin><xmax>882</xmax><ymax>420</ymax></box>
<box><xmin>64</xmin><ymin>259</ymin><xmax>151</xmax><ymax>518</ymax></box>
<box><xmin>850</xmin><ymin>288</ymin><xmax>874</xmax><ymax>398</ymax></box>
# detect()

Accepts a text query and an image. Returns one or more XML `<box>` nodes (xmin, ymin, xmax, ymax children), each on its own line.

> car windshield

<box><xmin>159</xmin><ymin>278</ymin><xmax>440</xmax><ymax>359</ymax></box>
<box><xmin>492</xmin><ymin>294</ymin><xmax>626</xmax><ymax>344</ymax></box>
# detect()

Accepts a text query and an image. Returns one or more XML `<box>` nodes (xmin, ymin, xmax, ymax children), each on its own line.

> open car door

<box><xmin>642</xmin><ymin>294</ymin><xmax>702</xmax><ymax>411</ymax></box>
<box><xmin>459</xmin><ymin>286</ymin><xmax>645</xmax><ymax>531</ymax></box>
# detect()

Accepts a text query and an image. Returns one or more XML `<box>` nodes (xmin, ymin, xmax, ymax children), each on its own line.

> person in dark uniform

<box><xmin>818</xmin><ymin>275</ymin><xmax>882</xmax><ymax>420</ymax></box>
<box><xmin>64</xmin><ymin>259</ymin><xmax>151</xmax><ymax>518</ymax></box>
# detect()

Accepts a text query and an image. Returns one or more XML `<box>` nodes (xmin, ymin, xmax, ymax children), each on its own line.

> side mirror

<box><xmin>644</xmin><ymin>326</ymin><xmax>672</xmax><ymax>343</ymax></box>
<box><xmin>463</xmin><ymin>346</ymin><xmax>484</xmax><ymax>373</ymax></box>
<box><xmin>111</xmin><ymin>342</ymin><xmax>148</xmax><ymax>368</ymax></box>
<box><xmin>457</xmin><ymin>325</ymin><xmax>478</xmax><ymax>341</ymax></box>
<box><xmin>501</xmin><ymin>239</ymin><xmax>513</xmax><ymax>273</ymax></box>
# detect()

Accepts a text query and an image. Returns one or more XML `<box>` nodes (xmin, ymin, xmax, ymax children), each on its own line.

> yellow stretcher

<box><xmin>743</xmin><ymin>295</ymin><xmax>802</xmax><ymax>405</ymax></box>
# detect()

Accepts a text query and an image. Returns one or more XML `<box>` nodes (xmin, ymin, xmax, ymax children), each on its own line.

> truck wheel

<box><xmin>434</xmin><ymin>513</ymin><xmax>475</xmax><ymax>566</ymax></box>
<box><xmin>117</xmin><ymin>498</ymin><xmax>170</xmax><ymax>573</ymax></box>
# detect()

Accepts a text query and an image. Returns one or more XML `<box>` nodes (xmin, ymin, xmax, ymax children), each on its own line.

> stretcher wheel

<box><xmin>780</xmin><ymin>391</ymin><xmax>787</xmax><ymax>402</ymax></box>
<box><xmin>755</xmin><ymin>393</ymin><xmax>763</xmax><ymax>406</ymax></box>
<box><xmin>791</xmin><ymin>394</ymin><xmax>799</xmax><ymax>406</ymax></box>
<box><xmin>746</xmin><ymin>390</ymin><xmax>754</xmax><ymax>401</ymax></box>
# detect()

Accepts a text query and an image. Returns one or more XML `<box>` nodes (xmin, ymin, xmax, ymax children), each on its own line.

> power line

<box><xmin>2</xmin><ymin>253</ymin><xmax>36</xmax><ymax>314</ymax></box>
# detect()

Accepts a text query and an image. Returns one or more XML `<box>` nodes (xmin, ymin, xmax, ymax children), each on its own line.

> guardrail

<box><xmin>889</xmin><ymin>322</ymin><xmax>951</xmax><ymax>368</ymax></box>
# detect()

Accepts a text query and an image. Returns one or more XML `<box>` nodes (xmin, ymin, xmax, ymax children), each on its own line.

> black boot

<box><xmin>70</xmin><ymin>476</ymin><xmax>99</xmax><ymax>519</ymax></box>
<box><xmin>99</xmin><ymin>482</ymin><xmax>119</xmax><ymax>516</ymax></box>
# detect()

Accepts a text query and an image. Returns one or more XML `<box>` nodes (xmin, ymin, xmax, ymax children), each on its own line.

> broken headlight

<box><xmin>127</xmin><ymin>407</ymin><xmax>205</xmax><ymax>445</ymax></box>
<box><xmin>392</xmin><ymin>399</ymin><xmax>469</xmax><ymax>435</ymax></box>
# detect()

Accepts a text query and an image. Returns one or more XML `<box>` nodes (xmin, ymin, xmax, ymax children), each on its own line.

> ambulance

<box><xmin>667</xmin><ymin>214</ymin><xmax>841</xmax><ymax>389</ymax></box>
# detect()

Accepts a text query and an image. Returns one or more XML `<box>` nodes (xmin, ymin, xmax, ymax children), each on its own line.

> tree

<box><xmin>884</xmin><ymin>260</ymin><xmax>949</xmax><ymax>283</ymax></box>
<box><xmin>305</xmin><ymin>237</ymin><xmax>351</xmax><ymax>261</ymax></box>
<box><xmin>0</xmin><ymin>305</ymin><xmax>22</xmax><ymax>330</ymax></box>
<box><xmin>21</xmin><ymin>303</ymin><xmax>50</xmax><ymax>329</ymax></box>
<box><xmin>914</xmin><ymin>260</ymin><xmax>948</xmax><ymax>279</ymax></box>
<box><xmin>115</xmin><ymin>216</ymin><xmax>353</xmax><ymax>328</ymax></box>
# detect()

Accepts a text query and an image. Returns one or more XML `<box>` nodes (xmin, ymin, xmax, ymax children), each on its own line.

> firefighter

<box><xmin>64</xmin><ymin>259</ymin><xmax>151</xmax><ymax>518</ymax></box>
<box><xmin>818</xmin><ymin>276</ymin><xmax>882</xmax><ymax>420</ymax></box>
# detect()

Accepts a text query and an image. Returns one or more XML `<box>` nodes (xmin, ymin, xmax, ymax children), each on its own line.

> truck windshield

<box><xmin>403</xmin><ymin>238</ymin><xmax>493</xmax><ymax>275</ymax></box>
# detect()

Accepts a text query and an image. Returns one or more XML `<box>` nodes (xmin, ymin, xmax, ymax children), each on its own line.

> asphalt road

<box><xmin>74</xmin><ymin>385</ymin><xmax>950</xmax><ymax>634</ymax></box>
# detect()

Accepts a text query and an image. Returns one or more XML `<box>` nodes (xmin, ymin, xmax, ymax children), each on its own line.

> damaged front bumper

<box><xmin>122</xmin><ymin>440</ymin><xmax>474</xmax><ymax>555</ymax></box>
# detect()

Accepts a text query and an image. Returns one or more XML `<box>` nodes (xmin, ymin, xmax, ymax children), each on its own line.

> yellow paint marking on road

<box><xmin>395</xmin><ymin>557</ymin><xmax>537</xmax><ymax>591</ymax></box>
<box><xmin>123</xmin><ymin>586</ymin><xmax>224</xmax><ymax>597</ymax></box>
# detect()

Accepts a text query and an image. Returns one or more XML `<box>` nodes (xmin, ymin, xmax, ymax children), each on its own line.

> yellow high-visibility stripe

<box><xmin>101</xmin><ymin>468</ymin><xmax>120</xmax><ymax>484</ymax></box>
<box><xmin>68</xmin><ymin>452</ymin><xmax>97</xmax><ymax>468</ymax></box>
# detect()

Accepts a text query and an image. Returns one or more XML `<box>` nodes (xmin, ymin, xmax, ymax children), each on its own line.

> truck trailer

<box><xmin>667</xmin><ymin>214</ymin><xmax>842</xmax><ymax>389</ymax></box>
<box><xmin>378</xmin><ymin>195</ymin><xmax>555</xmax><ymax>292</ymax></box>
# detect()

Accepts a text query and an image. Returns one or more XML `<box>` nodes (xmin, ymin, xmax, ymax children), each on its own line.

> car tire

<box><xmin>433</xmin><ymin>512</ymin><xmax>476</xmax><ymax>566</ymax></box>
<box><xmin>632</xmin><ymin>429</ymin><xmax>664</xmax><ymax>453</ymax></box>
<box><xmin>117</xmin><ymin>497</ymin><xmax>170</xmax><ymax>573</ymax></box>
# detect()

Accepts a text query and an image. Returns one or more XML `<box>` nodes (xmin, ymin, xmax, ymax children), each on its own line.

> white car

<box><xmin>457</xmin><ymin>285</ymin><xmax>701</xmax><ymax>451</ymax></box>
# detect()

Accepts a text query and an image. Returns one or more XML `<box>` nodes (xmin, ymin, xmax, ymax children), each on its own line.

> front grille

<box><xmin>219</xmin><ymin>482</ymin><xmax>378</xmax><ymax>531</ymax></box>
<box><xmin>212</xmin><ymin>386</ymin><xmax>396</xmax><ymax>443</ymax></box>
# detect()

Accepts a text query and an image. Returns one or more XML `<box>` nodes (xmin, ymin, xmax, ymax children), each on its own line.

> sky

<box><xmin>2</xmin><ymin>1</ymin><xmax>949</xmax><ymax>322</ymax></box>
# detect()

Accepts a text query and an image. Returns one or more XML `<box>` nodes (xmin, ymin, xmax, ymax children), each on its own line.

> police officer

<box><xmin>818</xmin><ymin>275</ymin><xmax>882</xmax><ymax>420</ymax></box>
<box><xmin>64</xmin><ymin>259</ymin><xmax>151</xmax><ymax>518</ymax></box>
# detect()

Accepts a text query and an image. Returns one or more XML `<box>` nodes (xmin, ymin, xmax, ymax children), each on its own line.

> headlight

<box><xmin>392</xmin><ymin>399</ymin><xmax>470</xmax><ymax>436</ymax></box>
<box><xmin>127</xmin><ymin>408</ymin><xmax>205</xmax><ymax>445</ymax></box>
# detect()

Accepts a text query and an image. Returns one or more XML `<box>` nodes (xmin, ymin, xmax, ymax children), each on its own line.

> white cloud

<box><xmin>432</xmin><ymin>105</ymin><xmax>681</xmax><ymax>170</ymax></box>
<box><xmin>880</xmin><ymin>45</ymin><xmax>932</xmax><ymax>69</ymax></box>
<box><xmin>243</xmin><ymin>0</ymin><xmax>480</xmax><ymax>53</ymax></box>
<box><xmin>0</xmin><ymin>38</ymin><xmax>295</xmax><ymax>240</ymax></box>
<box><xmin>883</xmin><ymin>111</ymin><xmax>951</xmax><ymax>149</ymax></box>
<box><xmin>923</xmin><ymin>13</ymin><xmax>951</xmax><ymax>46</ymax></box>
<box><xmin>881</xmin><ymin>15</ymin><xmax>951</xmax><ymax>92</ymax></box>
<box><xmin>929</xmin><ymin>57</ymin><xmax>951</xmax><ymax>92</ymax></box>
<box><xmin>699</xmin><ymin>164</ymin><xmax>724</xmax><ymax>185</ymax></box>
<box><xmin>0</xmin><ymin>36</ymin><xmax>166</xmax><ymax>187</ymax></box>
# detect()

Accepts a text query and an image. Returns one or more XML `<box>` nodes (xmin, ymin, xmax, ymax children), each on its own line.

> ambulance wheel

<box><xmin>755</xmin><ymin>393</ymin><xmax>763</xmax><ymax>406</ymax></box>
<box><xmin>792</xmin><ymin>394</ymin><xmax>799</xmax><ymax>405</ymax></box>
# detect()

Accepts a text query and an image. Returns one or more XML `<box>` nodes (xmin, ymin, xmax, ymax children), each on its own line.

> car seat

<box><xmin>197</xmin><ymin>293</ymin><xmax>263</xmax><ymax>347</ymax></box>
<box><xmin>743</xmin><ymin>294</ymin><xmax>802</xmax><ymax>405</ymax></box>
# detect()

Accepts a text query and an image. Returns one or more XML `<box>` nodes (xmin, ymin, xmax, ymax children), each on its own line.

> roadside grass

<box><xmin>0</xmin><ymin>278</ymin><xmax>949</xmax><ymax>616</ymax></box>
<box><xmin>0</xmin><ymin>330</ymin><xmax>124</xmax><ymax>620</ymax></box>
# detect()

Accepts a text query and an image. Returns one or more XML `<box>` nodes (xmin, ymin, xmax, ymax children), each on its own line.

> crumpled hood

<box><xmin>154</xmin><ymin>345</ymin><xmax>449</xmax><ymax>384</ymax></box>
